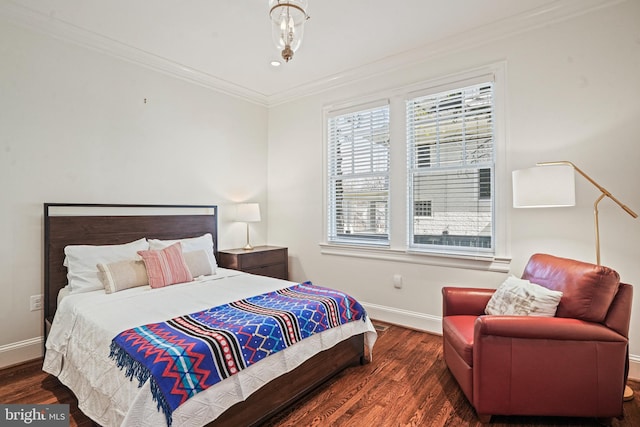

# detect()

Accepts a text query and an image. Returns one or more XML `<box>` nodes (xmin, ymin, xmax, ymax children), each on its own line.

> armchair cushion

<box><xmin>521</xmin><ymin>253</ymin><xmax>620</xmax><ymax>322</ymax></box>
<box><xmin>442</xmin><ymin>315</ymin><xmax>476</xmax><ymax>366</ymax></box>
<box><xmin>485</xmin><ymin>276</ymin><xmax>563</xmax><ymax>317</ymax></box>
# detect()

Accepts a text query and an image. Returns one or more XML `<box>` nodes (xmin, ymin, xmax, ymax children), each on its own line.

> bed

<box><xmin>42</xmin><ymin>203</ymin><xmax>376</xmax><ymax>427</ymax></box>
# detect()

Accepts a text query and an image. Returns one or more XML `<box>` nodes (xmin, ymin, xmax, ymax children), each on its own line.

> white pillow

<box><xmin>485</xmin><ymin>275</ymin><xmax>563</xmax><ymax>317</ymax></box>
<box><xmin>148</xmin><ymin>233</ymin><xmax>217</xmax><ymax>275</ymax></box>
<box><xmin>64</xmin><ymin>238</ymin><xmax>149</xmax><ymax>294</ymax></box>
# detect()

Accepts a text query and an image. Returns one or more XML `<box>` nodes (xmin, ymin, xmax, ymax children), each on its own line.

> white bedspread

<box><xmin>43</xmin><ymin>269</ymin><xmax>377</xmax><ymax>427</ymax></box>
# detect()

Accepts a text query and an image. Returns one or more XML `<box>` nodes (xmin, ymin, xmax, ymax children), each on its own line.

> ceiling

<box><xmin>0</xmin><ymin>0</ymin><xmax>617</xmax><ymax>105</ymax></box>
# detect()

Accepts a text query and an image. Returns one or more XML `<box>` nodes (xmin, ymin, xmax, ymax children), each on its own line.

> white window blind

<box><xmin>328</xmin><ymin>103</ymin><xmax>390</xmax><ymax>245</ymax></box>
<box><xmin>406</xmin><ymin>82</ymin><xmax>494</xmax><ymax>254</ymax></box>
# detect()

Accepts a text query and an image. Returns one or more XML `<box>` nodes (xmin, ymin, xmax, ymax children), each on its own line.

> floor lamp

<box><xmin>513</xmin><ymin>161</ymin><xmax>637</xmax><ymax>402</ymax></box>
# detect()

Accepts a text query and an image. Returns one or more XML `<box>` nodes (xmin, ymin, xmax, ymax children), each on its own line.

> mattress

<box><xmin>43</xmin><ymin>268</ymin><xmax>377</xmax><ymax>426</ymax></box>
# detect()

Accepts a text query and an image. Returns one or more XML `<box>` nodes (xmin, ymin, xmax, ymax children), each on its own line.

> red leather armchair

<box><xmin>442</xmin><ymin>253</ymin><xmax>632</xmax><ymax>422</ymax></box>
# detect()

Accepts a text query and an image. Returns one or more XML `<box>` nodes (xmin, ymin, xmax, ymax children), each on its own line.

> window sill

<box><xmin>319</xmin><ymin>243</ymin><xmax>511</xmax><ymax>273</ymax></box>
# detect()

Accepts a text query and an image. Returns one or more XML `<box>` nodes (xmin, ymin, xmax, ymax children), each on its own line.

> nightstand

<box><xmin>218</xmin><ymin>246</ymin><xmax>288</xmax><ymax>280</ymax></box>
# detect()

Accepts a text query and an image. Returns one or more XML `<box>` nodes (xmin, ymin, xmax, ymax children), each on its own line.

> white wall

<box><xmin>267</xmin><ymin>1</ymin><xmax>640</xmax><ymax>375</ymax></box>
<box><xmin>0</xmin><ymin>21</ymin><xmax>269</xmax><ymax>367</ymax></box>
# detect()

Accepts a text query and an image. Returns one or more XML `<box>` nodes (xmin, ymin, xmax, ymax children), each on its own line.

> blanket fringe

<box><xmin>150</xmin><ymin>378</ymin><xmax>173</xmax><ymax>427</ymax></box>
<box><xmin>109</xmin><ymin>342</ymin><xmax>173</xmax><ymax>426</ymax></box>
<box><xmin>109</xmin><ymin>342</ymin><xmax>150</xmax><ymax>387</ymax></box>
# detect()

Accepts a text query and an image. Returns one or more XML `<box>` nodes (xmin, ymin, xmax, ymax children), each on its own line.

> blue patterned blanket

<box><xmin>109</xmin><ymin>282</ymin><xmax>367</xmax><ymax>426</ymax></box>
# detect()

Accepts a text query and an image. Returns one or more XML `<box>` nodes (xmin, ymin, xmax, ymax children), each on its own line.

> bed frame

<box><xmin>43</xmin><ymin>203</ymin><xmax>364</xmax><ymax>426</ymax></box>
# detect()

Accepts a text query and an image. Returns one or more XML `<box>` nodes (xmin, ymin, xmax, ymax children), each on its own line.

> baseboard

<box><xmin>362</xmin><ymin>301</ymin><xmax>640</xmax><ymax>381</ymax></box>
<box><xmin>0</xmin><ymin>337</ymin><xmax>43</xmax><ymax>369</ymax></box>
<box><xmin>361</xmin><ymin>302</ymin><xmax>442</xmax><ymax>334</ymax></box>
<box><xmin>629</xmin><ymin>354</ymin><xmax>640</xmax><ymax>382</ymax></box>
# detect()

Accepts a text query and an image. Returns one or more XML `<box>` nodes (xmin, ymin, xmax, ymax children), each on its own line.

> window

<box><xmin>323</xmin><ymin>65</ymin><xmax>505</xmax><ymax>267</ymax></box>
<box><xmin>327</xmin><ymin>103</ymin><xmax>390</xmax><ymax>245</ymax></box>
<box><xmin>414</xmin><ymin>200</ymin><xmax>433</xmax><ymax>217</ymax></box>
<box><xmin>479</xmin><ymin>168</ymin><xmax>491</xmax><ymax>200</ymax></box>
<box><xmin>407</xmin><ymin>83</ymin><xmax>495</xmax><ymax>253</ymax></box>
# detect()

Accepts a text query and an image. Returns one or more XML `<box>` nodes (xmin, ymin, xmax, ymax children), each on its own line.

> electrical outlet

<box><xmin>393</xmin><ymin>274</ymin><xmax>403</xmax><ymax>289</ymax></box>
<box><xmin>30</xmin><ymin>294</ymin><xmax>43</xmax><ymax>311</ymax></box>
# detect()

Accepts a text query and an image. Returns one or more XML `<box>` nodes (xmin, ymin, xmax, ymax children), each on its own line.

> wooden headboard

<box><xmin>43</xmin><ymin>203</ymin><xmax>218</xmax><ymax>326</ymax></box>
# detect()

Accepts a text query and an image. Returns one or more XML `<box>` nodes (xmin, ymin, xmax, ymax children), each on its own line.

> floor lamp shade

<box><xmin>512</xmin><ymin>165</ymin><xmax>576</xmax><ymax>208</ymax></box>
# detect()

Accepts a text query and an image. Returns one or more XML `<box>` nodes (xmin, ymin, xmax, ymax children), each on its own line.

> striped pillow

<box><xmin>97</xmin><ymin>259</ymin><xmax>149</xmax><ymax>293</ymax></box>
<box><xmin>137</xmin><ymin>242</ymin><xmax>193</xmax><ymax>288</ymax></box>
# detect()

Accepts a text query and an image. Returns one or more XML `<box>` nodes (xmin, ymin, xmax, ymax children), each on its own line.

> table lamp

<box><xmin>235</xmin><ymin>203</ymin><xmax>261</xmax><ymax>250</ymax></box>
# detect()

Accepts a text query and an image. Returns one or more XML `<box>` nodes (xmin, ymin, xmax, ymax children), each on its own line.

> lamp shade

<box><xmin>235</xmin><ymin>203</ymin><xmax>261</xmax><ymax>222</ymax></box>
<box><xmin>512</xmin><ymin>164</ymin><xmax>576</xmax><ymax>208</ymax></box>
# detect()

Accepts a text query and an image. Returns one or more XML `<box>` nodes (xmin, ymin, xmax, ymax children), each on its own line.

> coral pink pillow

<box><xmin>137</xmin><ymin>242</ymin><xmax>193</xmax><ymax>288</ymax></box>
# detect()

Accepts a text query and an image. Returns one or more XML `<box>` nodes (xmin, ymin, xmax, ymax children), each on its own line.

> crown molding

<box><xmin>0</xmin><ymin>0</ymin><xmax>270</xmax><ymax>107</ymax></box>
<box><xmin>0</xmin><ymin>0</ymin><xmax>625</xmax><ymax>108</ymax></box>
<box><xmin>265</xmin><ymin>0</ymin><xmax>625</xmax><ymax>106</ymax></box>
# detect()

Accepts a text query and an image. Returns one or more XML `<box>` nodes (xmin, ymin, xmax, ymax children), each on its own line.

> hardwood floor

<box><xmin>1</xmin><ymin>323</ymin><xmax>638</xmax><ymax>427</ymax></box>
<box><xmin>0</xmin><ymin>358</ymin><xmax>94</xmax><ymax>427</ymax></box>
<box><xmin>262</xmin><ymin>324</ymin><xmax>640</xmax><ymax>427</ymax></box>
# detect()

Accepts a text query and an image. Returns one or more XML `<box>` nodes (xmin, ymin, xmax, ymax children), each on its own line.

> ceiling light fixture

<box><xmin>269</xmin><ymin>0</ymin><xmax>310</xmax><ymax>63</ymax></box>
